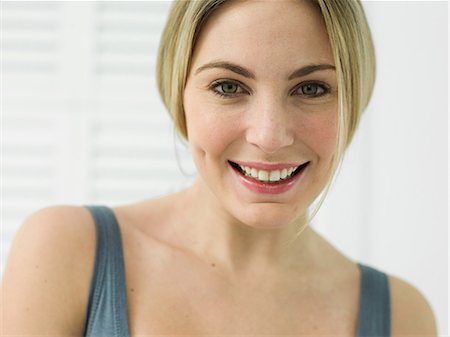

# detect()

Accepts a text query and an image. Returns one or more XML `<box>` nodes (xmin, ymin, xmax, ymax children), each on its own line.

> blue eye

<box><xmin>294</xmin><ymin>82</ymin><xmax>329</xmax><ymax>97</ymax></box>
<box><xmin>209</xmin><ymin>80</ymin><xmax>330</xmax><ymax>98</ymax></box>
<box><xmin>210</xmin><ymin>80</ymin><xmax>246</xmax><ymax>98</ymax></box>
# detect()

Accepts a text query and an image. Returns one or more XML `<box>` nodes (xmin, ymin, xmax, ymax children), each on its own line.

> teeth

<box><xmin>258</xmin><ymin>170</ymin><xmax>269</xmax><ymax>181</ymax></box>
<box><xmin>237</xmin><ymin>163</ymin><xmax>301</xmax><ymax>183</ymax></box>
<box><xmin>269</xmin><ymin>170</ymin><xmax>280</xmax><ymax>182</ymax></box>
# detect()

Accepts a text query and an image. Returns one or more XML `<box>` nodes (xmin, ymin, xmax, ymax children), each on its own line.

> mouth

<box><xmin>228</xmin><ymin>160</ymin><xmax>310</xmax><ymax>185</ymax></box>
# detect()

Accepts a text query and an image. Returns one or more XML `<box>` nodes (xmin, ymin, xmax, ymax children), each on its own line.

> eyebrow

<box><xmin>194</xmin><ymin>61</ymin><xmax>336</xmax><ymax>80</ymax></box>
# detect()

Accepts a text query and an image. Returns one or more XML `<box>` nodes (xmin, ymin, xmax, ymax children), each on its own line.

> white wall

<box><xmin>2</xmin><ymin>1</ymin><xmax>448</xmax><ymax>335</ymax></box>
<box><xmin>315</xmin><ymin>1</ymin><xmax>448</xmax><ymax>334</ymax></box>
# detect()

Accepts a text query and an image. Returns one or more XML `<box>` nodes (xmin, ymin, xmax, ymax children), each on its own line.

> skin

<box><xmin>180</xmin><ymin>0</ymin><xmax>338</xmax><ymax>278</ymax></box>
<box><xmin>0</xmin><ymin>0</ymin><xmax>438</xmax><ymax>335</ymax></box>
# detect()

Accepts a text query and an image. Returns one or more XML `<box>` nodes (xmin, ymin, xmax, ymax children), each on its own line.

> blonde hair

<box><xmin>157</xmin><ymin>0</ymin><xmax>227</xmax><ymax>139</ymax></box>
<box><xmin>156</xmin><ymin>0</ymin><xmax>376</xmax><ymax>241</ymax></box>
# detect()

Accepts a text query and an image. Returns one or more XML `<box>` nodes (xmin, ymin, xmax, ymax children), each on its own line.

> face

<box><xmin>183</xmin><ymin>0</ymin><xmax>338</xmax><ymax>229</ymax></box>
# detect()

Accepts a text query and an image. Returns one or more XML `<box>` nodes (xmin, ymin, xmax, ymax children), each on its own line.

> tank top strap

<box><xmin>356</xmin><ymin>262</ymin><xmax>391</xmax><ymax>337</ymax></box>
<box><xmin>83</xmin><ymin>205</ymin><xmax>130</xmax><ymax>337</ymax></box>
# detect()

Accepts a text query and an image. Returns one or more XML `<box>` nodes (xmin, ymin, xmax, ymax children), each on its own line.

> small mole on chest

<box><xmin>211</xmin><ymin>263</ymin><xmax>216</xmax><ymax>267</ymax></box>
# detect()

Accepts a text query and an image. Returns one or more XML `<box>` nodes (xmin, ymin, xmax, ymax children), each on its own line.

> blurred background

<box><xmin>1</xmin><ymin>1</ymin><xmax>448</xmax><ymax>334</ymax></box>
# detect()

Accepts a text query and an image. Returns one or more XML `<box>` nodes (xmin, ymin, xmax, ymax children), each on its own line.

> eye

<box><xmin>209</xmin><ymin>80</ymin><xmax>246</xmax><ymax>98</ymax></box>
<box><xmin>293</xmin><ymin>82</ymin><xmax>329</xmax><ymax>97</ymax></box>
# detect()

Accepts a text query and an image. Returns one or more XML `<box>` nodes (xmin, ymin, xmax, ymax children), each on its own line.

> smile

<box><xmin>229</xmin><ymin>161</ymin><xmax>306</xmax><ymax>183</ymax></box>
<box><xmin>228</xmin><ymin>160</ymin><xmax>310</xmax><ymax>195</ymax></box>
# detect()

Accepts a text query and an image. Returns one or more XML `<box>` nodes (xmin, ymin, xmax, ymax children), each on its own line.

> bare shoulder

<box><xmin>389</xmin><ymin>274</ymin><xmax>438</xmax><ymax>336</ymax></box>
<box><xmin>1</xmin><ymin>205</ymin><xmax>96</xmax><ymax>336</ymax></box>
<box><xmin>112</xmin><ymin>193</ymin><xmax>187</xmax><ymax>240</ymax></box>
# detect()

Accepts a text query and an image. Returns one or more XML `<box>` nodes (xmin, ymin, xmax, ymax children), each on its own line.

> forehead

<box><xmin>190</xmin><ymin>0</ymin><xmax>334</xmax><ymax>78</ymax></box>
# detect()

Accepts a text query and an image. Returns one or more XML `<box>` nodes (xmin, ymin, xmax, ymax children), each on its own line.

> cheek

<box><xmin>295</xmin><ymin>111</ymin><xmax>338</xmax><ymax>159</ymax></box>
<box><xmin>185</xmin><ymin>99</ymin><xmax>244</xmax><ymax>159</ymax></box>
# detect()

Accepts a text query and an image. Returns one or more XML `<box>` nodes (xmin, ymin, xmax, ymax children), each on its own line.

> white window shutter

<box><xmin>2</xmin><ymin>1</ymin><xmax>196</xmax><ymax>275</ymax></box>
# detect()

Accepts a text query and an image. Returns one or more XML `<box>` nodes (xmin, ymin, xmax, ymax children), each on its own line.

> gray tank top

<box><xmin>83</xmin><ymin>205</ymin><xmax>391</xmax><ymax>337</ymax></box>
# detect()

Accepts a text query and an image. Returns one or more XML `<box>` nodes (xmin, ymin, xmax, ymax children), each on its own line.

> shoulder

<box><xmin>16</xmin><ymin>204</ymin><xmax>95</xmax><ymax>240</ymax></box>
<box><xmin>1</xmin><ymin>205</ymin><xmax>96</xmax><ymax>336</ymax></box>
<box><xmin>7</xmin><ymin>205</ymin><xmax>96</xmax><ymax>269</ymax></box>
<box><xmin>388</xmin><ymin>274</ymin><xmax>438</xmax><ymax>336</ymax></box>
<box><xmin>112</xmin><ymin>195</ymin><xmax>184</xmax><ymax>240</ymax></box>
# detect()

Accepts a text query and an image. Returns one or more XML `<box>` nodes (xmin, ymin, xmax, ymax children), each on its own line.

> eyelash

<box><xmin>209</xmin><ymin>80</ymin><xmax>331</xmax><ymax>99</ymax></box>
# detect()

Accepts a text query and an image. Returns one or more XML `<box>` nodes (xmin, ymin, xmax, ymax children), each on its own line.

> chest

<box><xmin>127</xmin><ymin>289</ymin><xmax>359</xmax><ymax>336</ymax></box>
<box><xmin>121</xmin><ymin>241</ymin><xmax>361</xmax><ymax>336</ymax></box>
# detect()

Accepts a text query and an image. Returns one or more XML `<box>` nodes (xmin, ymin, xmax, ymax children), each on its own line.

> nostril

<box><xmin>246</xmin><ymin>128</ymin><xmax>294</xmax><ymax>153</ymax></box>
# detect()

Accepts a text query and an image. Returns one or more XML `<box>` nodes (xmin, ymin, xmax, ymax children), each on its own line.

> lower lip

<box><xmin>230</xmin><ymin>162</ymin><xmax>308</xmax><ymax>195</ymax></box>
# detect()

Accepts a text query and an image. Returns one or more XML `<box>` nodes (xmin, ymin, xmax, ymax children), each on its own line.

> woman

<box><xmin>2</xmin><ymin>0</ymin><xmax>437</xmax><ymax>336</ymax></box>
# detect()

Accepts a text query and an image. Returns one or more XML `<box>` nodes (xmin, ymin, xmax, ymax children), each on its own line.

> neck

<box><xmin>172</xmin><ymin>179</ymin><xmax>318</xmax><ymax>278</ymax></box>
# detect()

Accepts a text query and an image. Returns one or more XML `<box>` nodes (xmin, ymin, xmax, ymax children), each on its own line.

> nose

<box><xmin>245</xmin><ymin>97</ymin><xmax>295</xmax><ymax>154</ymax></box>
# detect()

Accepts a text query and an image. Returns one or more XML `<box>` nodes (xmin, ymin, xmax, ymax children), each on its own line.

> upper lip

<box><xmin>229</xmin><ymin>160</ymin><xmax>308</xmax><ymax>171</ymax></box>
